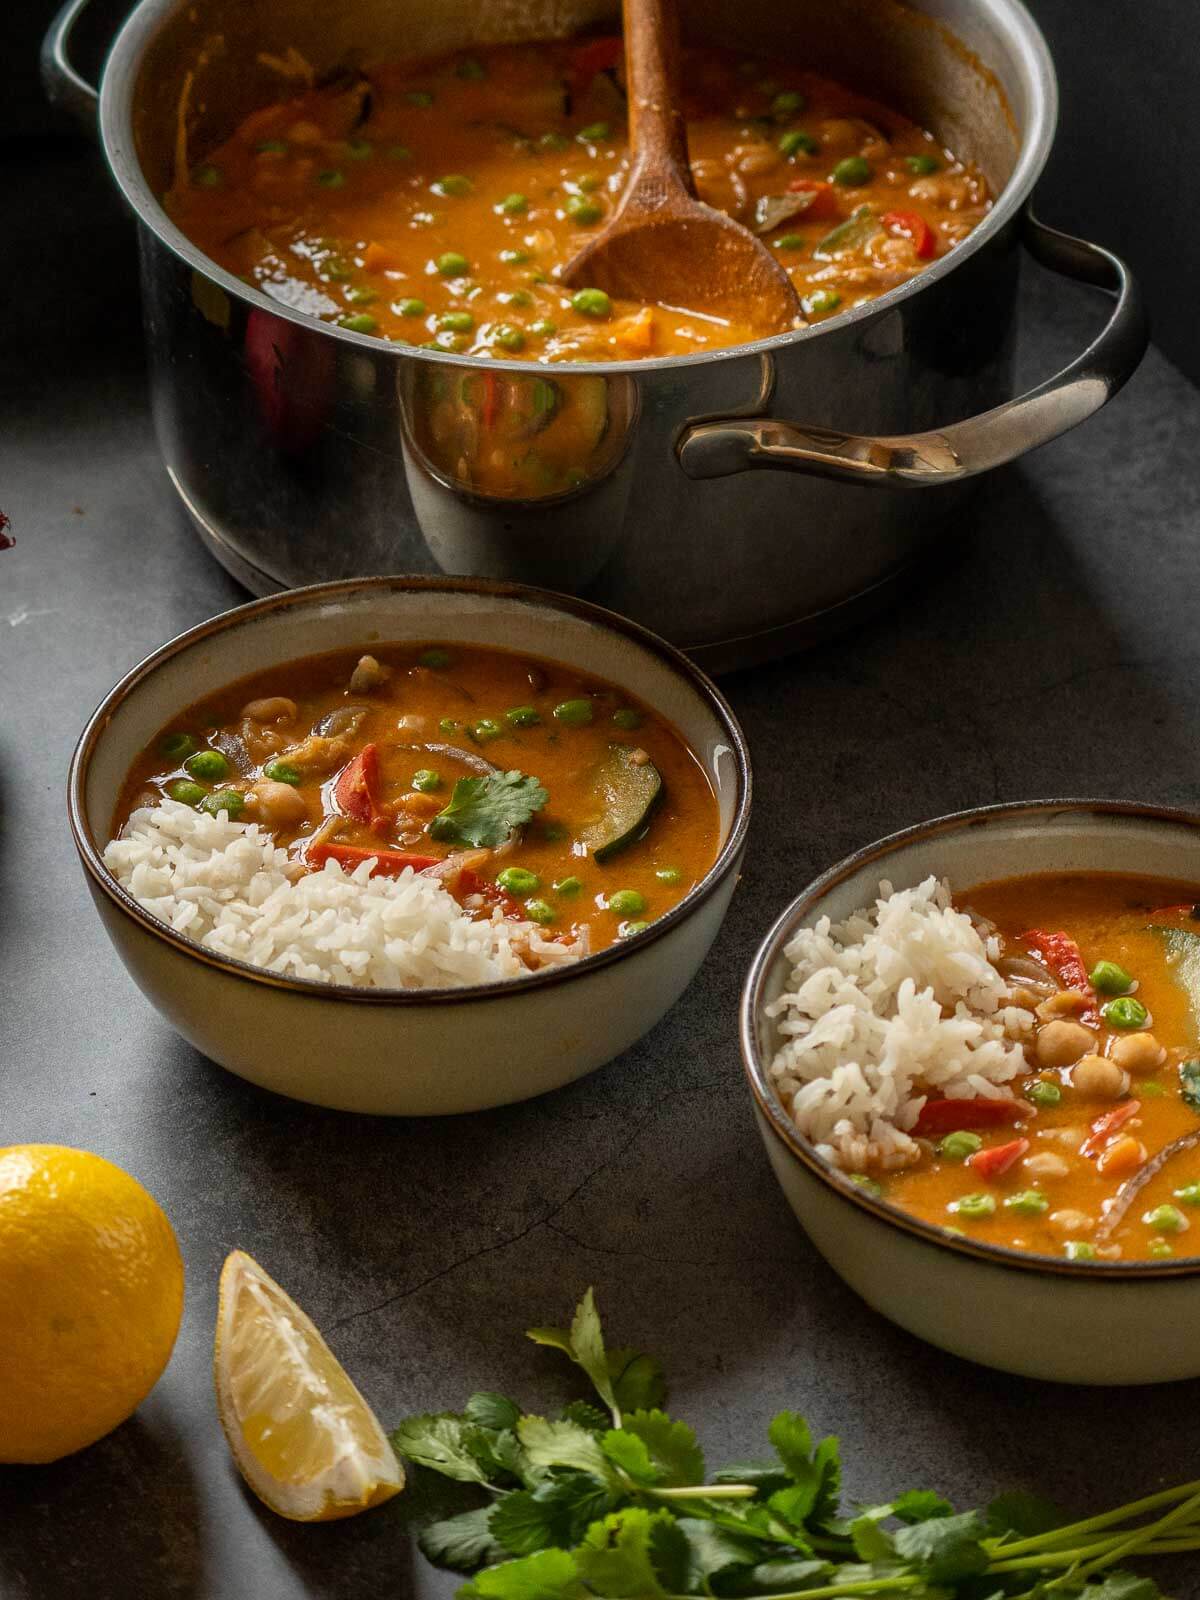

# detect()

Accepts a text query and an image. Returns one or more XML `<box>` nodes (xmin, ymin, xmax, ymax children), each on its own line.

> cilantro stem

<box><xmin>649</xmin><ymin>1484</ymin><xmax>759</xmax><ymax>1501</ymax></box>
<box><xmin>1076</xmin><ymin>1484</ymin><xmax>1200</xmax><ymax>1578</ymax></box>
<box><xmin>985</xmin><ymin>1477</ymin><xmax>1200</xmax><ymax>1558</ymax></box>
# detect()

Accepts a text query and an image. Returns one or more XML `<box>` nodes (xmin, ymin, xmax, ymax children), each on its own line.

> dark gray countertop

<box><xmin>2</xmin><ymin>142</ymin><xmax>1198</xmax><ymax>1600</ymax></box>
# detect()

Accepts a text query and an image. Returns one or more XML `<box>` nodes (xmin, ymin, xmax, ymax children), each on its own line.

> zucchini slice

<box><xmin>581</xmin><ymin>746</ymin><xmax>663</xmax><ymax>862</ymax></box>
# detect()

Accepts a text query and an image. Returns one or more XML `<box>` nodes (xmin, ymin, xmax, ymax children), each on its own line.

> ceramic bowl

<box><xmin>70</xmin><ymin>577</ymin><xmax>751</xmax><ymax>1115</ymax></box>
<box><xmin>741</xmin><ymin>800</ymin><xmax>1200</xmax><ymax>1385</ymax></box>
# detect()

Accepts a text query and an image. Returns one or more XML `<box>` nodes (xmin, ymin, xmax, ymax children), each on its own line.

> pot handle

<box><xmin>41</xmin><ymin>0</ymin><xmax>102</xmax><ymax>135</ymax></box>
<box><xmin>676</xmin><ymin>211</ymin><xmax>1148</xmax><ymax>487</ymax></box>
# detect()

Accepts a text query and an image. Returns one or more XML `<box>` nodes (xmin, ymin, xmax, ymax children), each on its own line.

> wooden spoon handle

<box><xmin>622</xmin><ymin>0</ymin><xmax>695</xmax><ymax>196</ymax></box>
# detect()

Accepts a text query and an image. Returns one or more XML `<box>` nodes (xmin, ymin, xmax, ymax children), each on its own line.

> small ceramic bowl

<box><xmin>742</xmin><ymin>800</ymin><xmax>1200</xmax><ymax>1385</ymax></box>
<box><xmin>70</xmin><ymin>577</ymin><xmax>750</xmax><ymax>1115</ymax></box>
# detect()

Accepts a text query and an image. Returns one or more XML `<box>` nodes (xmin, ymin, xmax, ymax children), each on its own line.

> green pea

<box><xmin>472</xmin><ymin>719</ymin><xmax>503</xmax><ymax>742</ymax></box>
<box><xmin>412</xmin><ymin>769</ymin><xmax>442</xmax><ymax>793</ymax></box>
<box><xmin>571</xmin><ymin>288</ymin><xmax>611</xmax><ymax>319</ymax></box>
<box><xmin>347</xmin><ymin>139</ymin><xmax>374</xmax><ymax>160</ymax></box>
<box><xmin>655</xmin><ymin>867</ymin><xmax>682</xmax><ymax>885</ymax></box>
<box><xmin>199</xmin><ymin>790</ymin><xmax>245</xmax><ymax>819</ymax></box>
<box><xmin>554</xmin><ymin>876</ymin><xmax>583</xmax><ymax>897</ymax></box>
<box><xmin>263</xmin><ymin>761</ymin><xmax>301</xmax><ymax>786</ymax></box>
<box><xmin>577</xmin><ymin>121</ymin><xmax>611</xmax><ymax>142</ymax></box>
<box><xmin>500</xmin><ymin>247</ymin><xmax>531</xmax><ymax>264</ymax></box>
<box><xmin>1090</xmin><ymin>960</ymin><xmax>1134</xmax><ymax>995</ymax></box>
<box><xmin>405</xmin><ymin>90</ymin><xmax>434</xmax><ymax>107</ymax></box>
<box><xmin>432</xmin><ymin>332</ymin><xmax>468</xmax><ymax>352</ymax></box>
<box><xmin>938</xmin><ymin>1131</ymin><xmax>982</xmax><ymax>1162</ymax></box>
<box><xmin>492</xmin><ymin>325</ymin><xmax>526</xmax><ymax>352</ymax></box>
<box><xmin>338</xmin><ymin>313</ymin><xmax>378</xmax><ymax>334</ymax></box>
<box><xmin>167</xmin><ymin>780</ymin><xmax>206</xmax><ymax>807</ymax></box>
<box><xmin>193</xmin><ymin>164</ymin><xmax>222</xmax><ymax>188</ymax></box>
<box><xmin>497</xmin><ymin>866</ymin><xmax>540</xmax><ymax>896</ymax></box>
<box><xmin>612</xmin><ymin>708</ymin><xmax>643</xmax><ymax>730</ymax></box>
<box><xmin>950</xmin><ymin>1192</ymin><xmax>996</xmax><ymax>1220</ymax></box>
<box><xmin>1150</xmin><ymin>1241</ymin><xmax>1175</xmax><ymax>1259</ymax></box>
<box><xmin>775</xmin><ymin>232</ymin><xmax>807</xmax><ymax>250</ymax></box>
<box><xmin>1174</xmin><ymin>1181</ymin><xmax>1200</xmax><ymax>1207</ymax></box>
<box><xmin>620</xmin><ymin>919</ymin><xmax>650</xmax><ymax>937</ymax></box>
<box><xmin>779</xmin><ymin>129</ymin><xmax>818</xmax><ymax>157</ymax></box>
<box><xmin>345</xmin><ymin>286</ymin><xmax>377</xmax><ymax>306</ymax></box>
<box><xmin>771</xmin><ymin>90</ymin><xmax>807</xmax><ymax>118</ymax></box>
<box><xmin>387</xmin><ymin>144</ymin><xmax>413</xmax><ymax>161</ymax></box>
<box><xmin>1143</xmin><ymin>1203</ymin><xmax>1189</xmax><ymax>1234</ymax></box>
<box><xmin>803</xmin><ymin>288</ymin><xmax>842</xmax><ymax>316</ymax></box>
<box><xmin>576</xmin><ymin>172</ymin><xmax>602</xmax><ymax>192</ymax></box>
<box><xmin>499</xmin><ymin>289</ymin><xmax>534</xmax><ymax>308</ymax></box>
<box><xmin>832</xmin><ymin>155</ymin><xmax>872</xmax><ymax>185</ymax></box>
<box><xmin>848</xmin><ymin>1173</ymin><xmax>884</xmax><ymax>1199</ymax></box>
<box><xmin>1027</xmin><ymin>1079</ymin><xmax>1062</xmax><ymax>1108</ymax></box>
<box><xmin>1140</xmin><ymin>1080</ymin><xmax>1166</xmax><ymax>1097</ymax></box>
<box><xmin>419</xmin><ymin>648</ymin><xmax>452</xmax><ymax>668</ymax></box>
<box><xmin>565</xmin><ymin>194</ymin><xmax>603</xmax><ymax>224</ymax></box>
<box><xmin>316</xmin><ymin>169</ymin><xmax>346</xmax><ymax>188</ymax></box>
<box><xmin>554</xmin><ymin>698</ymin><xmax>594</xmax><ymax>725</ymax></box>
<box><xmin>530</xmin><ymin>318</ymin><xmax>558</xmax><ymax>338</ymax></box>
<box><xmin>1103</xmin><ymin>996</ymin><xmax>1148</xmax><ymax>1030</ymax></box>
<box><xmin>438</xmin><ymin>311</ymin><xmax>475</xmax><ymax>332</ymax></box>
<box><xmin>539</xmin><ymin>131</ymin><xmax>570</xmax><ymax>151</ymax></box>
<box><xmin>608</xmin><ymin>888</ymin><xmax>647</xmax><ymax>917</ymax></box>
<box><xmin>1064</xmin><ymin>1241</ymin><xmax>1096</xmax><ymax>1262</ymax></box>
<box><xmin>185</xmin><ymin>749</ymin><xmax>229</xmax><ymax>782</ymax></box>
<box><xmin>395</xmin><ymin>297</ymin><xmax>426</xmax><ymax>317</ymax></box>
<box><xmin>525</xmin><ymin>898</ymin><xmax>557</xmax><ymax>926</ymax></box>
<box><xmin>160</xmin><ymin>731</ymin><xmax>197</xmax><ymax>761</ymax></box>
<box><xmin>906</xmin><ymin>153</ymin><xmax>939</xmax><ymax>175</ymax></box>
<box><xmin>433</xmin><ymin>174</ymin><xmax>472</xmax><ymax>197</ymax></box>
<box><xmin>456</xmin><ymin>57</ymin><xmax>486</xmax><ymax>79</ymax></box>
<box><xmin>436</xmin><ymin>251</ymin><xmax>470</xmax><ymax>276</ymax></box>
<box><xmin>499</xmin><ymin>192</ymin><xmax>529</xmax><ymax>214</ymax></box>
<box><xmin>438</xmin><ymin>717</ymin><xmax>459</xmax><ymax>734</ymax></box>
<box><xmin>1004</xmin><ymin>1190</ymin><xmax>1049</xmax><ymax>1216</ymax></box>
<box><xmin>255</xmin><ymin>139</ymin><xmax>289</xmax><ymax>155</ymax></box>
<box><xmin>506</xmin><ymin>705</ymin><xmax>541</xmax><ymax>727</ymax></box>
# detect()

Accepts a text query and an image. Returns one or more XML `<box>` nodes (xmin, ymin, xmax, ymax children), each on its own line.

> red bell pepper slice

<box><xmin>1020</xmin><ymin>928</ymin><xmax>1099</xmax><ymax>1022</ymax></box>
<box><xmin>967</xmin><ymin>1137</ymin><xmax>1029</xmax><ymax>1181</ymax></box>
<box><xmin>333</xmin><ymin>743</ymin><xmax>388</xmax><ymax>832</ymax></box>
<box><xmin>881</xmin><ymin>209</ymin><xmax>936</xmax><ymax>258</ymax></box>
<box><xmin>1081</xmin><ymin>1100</ymin><xmax>1141</xmax><ymax>1159</ymax></box>
<box><xmin>570</xmin><ymin>35</ymin><xmax>623</xmax><ymax>90</ymax></box>
<box><xmin>786</xmin><ymin>178</ymin><xmax>841</xmax><ymax>221</ymax></box>
<box><xmin>308</xmin><ymin>841</ymin><xmax>438</xmax><ymax>877</ymax></box>
<box><xmin>913</xmin><ymin>1096</ymin><xmax>1023</xmax><ymax>1137</ymax></box>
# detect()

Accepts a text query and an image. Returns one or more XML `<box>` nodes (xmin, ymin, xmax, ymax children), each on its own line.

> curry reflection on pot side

<box><xmin>166</xmin><ymin>37</ymin><xmax>991</xmax><ymax>363</ymax></box>
<box><xmin>883</xmin><ymin>874</ymin><xmax>1200</xmax><ymax>1263</ymax></box>
<box><xmin>114</xmin><ymin>643</ymin><xmax>720</xmax><ymax>956</ymax></box>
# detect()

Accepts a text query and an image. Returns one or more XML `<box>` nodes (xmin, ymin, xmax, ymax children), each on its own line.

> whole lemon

<box><xmin>0</xmin><ymin>1145</ymin><xmax>184</xmax><ymax>1463</ymax></box>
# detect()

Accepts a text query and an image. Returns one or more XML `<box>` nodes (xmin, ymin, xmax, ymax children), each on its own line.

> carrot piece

<box><xmin>1081</xmin><ymin>1099</ymin><xmax>1142</xmax><ymax>1159</ymax></box>
<box><xmin>362</xmin><ymin>241</ymin><xmax>393</xmax><ymax>271</ymax></box>
<box><xmin>333</xmin><ymin>744</ymin><xmax>388</xmax><ymax>831</ymax></box>
<box><xmin>881</xmin><ymin>209</ymin><xmax>936</xmax><ymax>258</ymax></box>
<box><xmin>966</xmin><ymin>1137</ymin><xmax>1029</xmax><ymax>1181</ymax></box>
<box><xmin>785</xmin><ymin>178</ymin><xmax>840</xmax><ymax>221</ymax></box>
<box><xmin>308</xmin><ymin>841</ymin><xmax>439</xmax><ymax>876</ymax></box>
<box><xmin>912</xmin><ymin>1096</ymin><xmax>1024</xmax><ymax>1137</ymax></box>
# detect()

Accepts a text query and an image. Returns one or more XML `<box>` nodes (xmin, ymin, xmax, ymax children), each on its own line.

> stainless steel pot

<box><xmin>45</xmin><ymin>0</ymin><xmax>1147</xmax><ymax>671</ymax></box>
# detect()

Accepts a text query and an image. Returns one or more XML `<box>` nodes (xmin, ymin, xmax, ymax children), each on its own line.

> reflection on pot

<box><xmin>401</xmin><ymin>362</ymin><xmax>638</xmax><ymax>591</ymax></box>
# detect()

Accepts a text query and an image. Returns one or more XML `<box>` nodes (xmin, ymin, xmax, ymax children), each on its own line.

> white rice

<box><xmin>766</xmin><ymin>876</ymin><xmax>1033</xmax><ymax>1172</ymax></box>
<box><xmin>103</xmin><ymin>799</ymin><xmax>586</xmax><ymax>989</ymax></box>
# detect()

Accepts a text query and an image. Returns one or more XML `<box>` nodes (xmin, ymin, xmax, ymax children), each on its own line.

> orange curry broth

<box><xmin>166</xmin><ymin>39</ymin><xmax>991</xmax><ymax>361</ymax></box>
<box><xmin>883</xmin><ymin>873</ymin><xmax>1200</xmax><ymax>1263</ymax></box>
<box><xmin>114</xmin><ymin>643</ymin><xmax>720</xmax><ymax>955</ymax></box>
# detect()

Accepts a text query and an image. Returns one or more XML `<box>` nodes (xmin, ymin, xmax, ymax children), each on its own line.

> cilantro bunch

<box><xmin>391</xmin><ymin>1291</ymin><xmax>1191</xmax><ymax>1600</ymax></box>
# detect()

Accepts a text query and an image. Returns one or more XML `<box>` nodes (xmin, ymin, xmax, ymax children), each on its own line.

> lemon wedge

<box><xmin>214</xmin><ymin>1250</ymin><xmax>404</xmax><ymax>1521</ymax></box>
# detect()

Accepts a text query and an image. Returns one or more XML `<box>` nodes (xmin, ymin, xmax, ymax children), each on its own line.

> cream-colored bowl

<box><xmin>70</xmin><ymin>577</ymin><xmax>750</xmax><ymax>1115</ymax></box>
<box><xmin>741</xmin><ymin>800</ymin><xmax>1200</xmax><ymax>1385</ymax></box>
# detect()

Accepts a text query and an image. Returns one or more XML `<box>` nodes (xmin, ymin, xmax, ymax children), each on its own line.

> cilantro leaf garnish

<box><xmin>428</xmin><ymin>769</ymin><xmax>548</xmax><ymax>849</ymax></box>
<box><xmin>390</xmin><ymin>1413</ymin><xmax>494</xmax><ymax>1484</ymax></box>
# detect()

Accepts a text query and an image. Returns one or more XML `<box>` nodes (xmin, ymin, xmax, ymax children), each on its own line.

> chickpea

<box><xmin>1109</xmin><ymin>1031</ymin><xmax>1166</xmax><ymax>1076</ymax></box>
<box><xmin>348</xmin><ymin>654</ymin><xmax>390</xmax><ymax>693</ymax></box>
<box><xmin>1035</xmin><ymin>989</ymin><xmax>1089</xmax><ymax>1021</ymax></box>
<box><xmin>1035</xmin><ymin>1019</ymin><xmax>1093</xmax><ymax>1068</ymax></box>
<box><xmin>1070</xmin><ymin>1054</ymin><xmax>1129</xmax><ymax>1100</ymax></box>
<box><xmin>247</xmin><ymin>779</ymin><xmax>308</xmax><ymax>829</ymax></box>
<box><xmin>241</xmin><ymin>695</ymin><xmax>297</xmax><ymax>724</ymax></box>
<box><xmin>1024</xmin><ymin>1151</ymin><xmax>1070</xmax><ymax>1179</ymax></box>
<box><xmin>1049</xmin><ymin>1208</ymin><xmax>1095</xmax><ymax>1236</ymax></box>
<box><xmin>399</xmin><ymin>791</ymin><xmax>441</xmax><ymax>818</ymax></box>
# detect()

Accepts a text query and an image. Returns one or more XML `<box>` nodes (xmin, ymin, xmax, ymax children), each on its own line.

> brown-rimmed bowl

<box><xmin>741</xmin><ymin>800</ymin><xmax>1200</xmax><ymax>1384</ymax></box>
<box><xmin>69</xmin><ymin>576</ymin><xmax>751</xmax><ymax>1115</ymax></box>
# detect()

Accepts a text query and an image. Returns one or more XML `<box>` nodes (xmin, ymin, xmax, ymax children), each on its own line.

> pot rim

<box><xmin>95</xmin><ymin>0</ymin><xmax>1058</xmax><ymax>378</ymax></box>
<box><xmin>740</xmin><ymin>797</ymin><xmax>1200</xmax><ymax>1282</ymax></box>
<box><xmin>69</xmin><ymin>574</ymin><xmax>752</xmax><ymax>1007</ymax></box>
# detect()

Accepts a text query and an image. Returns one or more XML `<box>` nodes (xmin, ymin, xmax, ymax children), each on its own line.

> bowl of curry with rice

<box><xmin>741</xmin><ymin>801</ymin><xmax>1200</xmax><ymax>1385</ymax></box>
<box><xmin>69</xmin><ymin>576</ymin><xmax>750</xmax><ymax>1115</ymax></box>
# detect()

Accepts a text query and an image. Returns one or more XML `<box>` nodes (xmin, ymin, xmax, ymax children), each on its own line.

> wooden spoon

<box><xmin>560</xmin><ymin>0</ymin><xmax>801</xmax><ymax>337</ymax></box>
